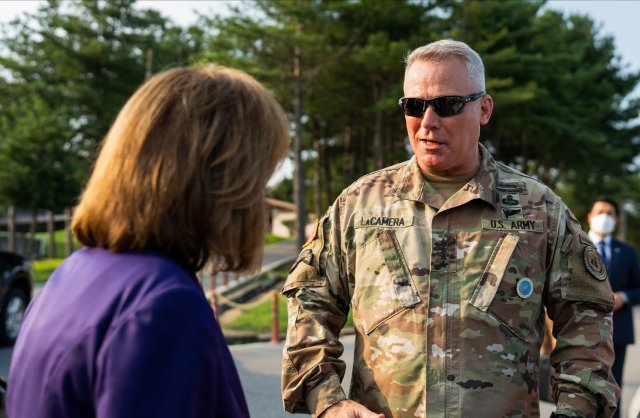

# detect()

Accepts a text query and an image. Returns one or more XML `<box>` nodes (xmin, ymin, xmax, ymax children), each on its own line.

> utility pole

<box><xmin>47</xmin><ymin>210</ymin><xmax>55</xmax><ymax>258</ymax></box>
<box><xmin>270</xmin><ymin>290</ymin><xmax>280</xmax><ymax>344</ymax></box>
<box><xmin>145</xmin><ymin>48</ymin><xmax>154</xmax><ymax>80</ymax></box>
<box><xmin>293</xmin><ymin>19</ymin><xmax>306</xmax><ymax>250</ymax></box>
<box><xmin>7</xmin><ymin>206</ymin><xmax>15</xmax><ymax>252</ymax></box>
<box><xmin>64</xmin><ymin>207</ymin><xmax>73</xmax><ymax>256</ymax></box>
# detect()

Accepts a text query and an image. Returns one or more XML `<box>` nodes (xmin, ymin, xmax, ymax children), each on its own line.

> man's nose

<box><xmin>420</xmin><ymin>105</ymin><xmax>440</xmax><ymax>129</ymax></box>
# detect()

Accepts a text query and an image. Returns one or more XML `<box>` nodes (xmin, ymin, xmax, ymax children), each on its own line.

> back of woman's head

<box><xmin>72</xmin><ymin>65</ymin><xmax>289</xmax><ymax>273</ymax></box>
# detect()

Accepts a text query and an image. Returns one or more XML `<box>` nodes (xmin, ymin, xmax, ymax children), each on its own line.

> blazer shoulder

<box><xmin>613</xmin><ymin>239</ymin><xmax>639</xmax><ymax>257</ymax></box>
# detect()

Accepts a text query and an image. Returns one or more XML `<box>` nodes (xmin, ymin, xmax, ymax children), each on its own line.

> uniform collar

<box><xmin>396</xmin><ymin>143</ymin><xmax>499</xmax><ymax>210</ymax></box>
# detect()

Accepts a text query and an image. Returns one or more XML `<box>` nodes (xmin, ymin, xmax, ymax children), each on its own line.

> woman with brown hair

<box><xmin>7</xmin><ymin>64</ymin><xmax>289</xmax><ymax>417</ymax></box>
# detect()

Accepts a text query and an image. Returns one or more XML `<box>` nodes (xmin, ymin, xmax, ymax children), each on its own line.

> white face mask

<box><xmin>590</xmin><ymin>213</ymin><xmax>616</xmax><ymax>235</ymax></box>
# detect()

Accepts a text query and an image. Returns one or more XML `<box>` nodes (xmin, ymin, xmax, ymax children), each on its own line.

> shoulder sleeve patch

<box><xmin>561</xmin><ymin>209</ymin><xmax>614</xmax><ymax>307</ymax></box>
<box><xmin>583</xmin><ymin>246</ymin><xmax>607</xmax><ymax>281</ymax></box>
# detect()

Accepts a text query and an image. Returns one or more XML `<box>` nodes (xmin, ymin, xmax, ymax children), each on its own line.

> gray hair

<box><xmin>405</xmin><ymin>40</ymin><xmax>485</xmax><ymax>91</ymax></box>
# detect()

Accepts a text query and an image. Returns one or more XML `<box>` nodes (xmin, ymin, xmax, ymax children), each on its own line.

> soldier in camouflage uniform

<box><xmin>281</xmin><ymin>40</ymin><xmax>619</xmax><ymax>418</ymax></box>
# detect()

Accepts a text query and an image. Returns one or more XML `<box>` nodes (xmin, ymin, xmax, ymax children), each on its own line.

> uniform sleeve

<box><xmin>281</xmin><ymin>198</ymin><xmax>351</xmax><ymax>418</ymax></box>
<box><xmin>94</xmin><ymin>285</ymin><xmax>249</xmax><ymax>418</ymax></box>
<box><xmin>546</xmin><ymin>205</ymin><xmax>620</xmax><ymax>418</ymax></box>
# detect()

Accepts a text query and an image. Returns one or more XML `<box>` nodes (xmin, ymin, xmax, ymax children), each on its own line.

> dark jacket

<box><xmin>609</xmin><ymin>238</ymin><xmax>640</xmax><ymax>346</ymax></box>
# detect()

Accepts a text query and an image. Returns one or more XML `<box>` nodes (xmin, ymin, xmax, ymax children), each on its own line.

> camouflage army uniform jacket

<box><xmin>281</xmin><ymin>145</ymin><xmax>619</xmax><ymax>418</ymax></box>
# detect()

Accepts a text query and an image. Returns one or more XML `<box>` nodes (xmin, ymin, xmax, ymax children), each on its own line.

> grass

<box><xmin>224</xmin><ymin>293</ymin><xmax>354</xmax><ymax>334</ymax></box>
<box><xmin>265</xmin><ymin>233</ymin><xmax>289</xmax><ymax>245</ymax></box>
<box><xmin>28</xmin><ymin>231</ymin><xmax>290</xmax><ymax>285</ymax></box>
<box><xmin>17</xmin><ymin>230</ymin><xmax>285</xmax><ymax>258</ymax></box>
<box><xmin>26</xmin><ymin>230</ymin><xmax>77</xmax><ymax>283</ymax></box>
<box><xmin>224</xmin><ymin>293</ymin><xmax>289</xmax><ymax>333</ymax></box>
<box><xmin>35</xmin><ymin>230</ymin><xmax>81</xmax><ymax>258</ymax></box>
<box><xmin>32</xmin><ymin>258</ymin><xmax>65</xmax><ymax>283</ymax></box>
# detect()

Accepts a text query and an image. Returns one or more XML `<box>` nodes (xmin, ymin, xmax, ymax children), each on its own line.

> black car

<box><xmin>0</xmin><ymin>251</ymin><xmax>32</xmax><ymax>346</ymax></box>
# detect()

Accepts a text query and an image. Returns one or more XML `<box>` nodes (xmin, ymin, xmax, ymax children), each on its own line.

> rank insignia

<box><xmin>502</xmin><ymin>208</ymin><xmax>522</xmax><ymax>219</ymax></box>
<box><xmin>583</xmin><ymin>246</ymin><xmax>607</xmax><ymax>281</ymax></box>
<box><xmin>498</xmin><ymin>191</ymin><xmax>523</xmax><ymax>220</ymax></box>
<box><xmin>501</xmin><ymin>194</ymin><xmax>520</xmax><ymax>206</ymax></box>
<box><xmin>516</xmin><ymin>278</ymin><xmax>534</xmax><ymax>299</ymax></box>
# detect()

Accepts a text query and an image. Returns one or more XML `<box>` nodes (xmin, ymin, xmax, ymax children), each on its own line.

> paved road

<box><xmin>230</xmin><ymin>336</ymin><xmax>355</xmax><ymax>418</ymax></box>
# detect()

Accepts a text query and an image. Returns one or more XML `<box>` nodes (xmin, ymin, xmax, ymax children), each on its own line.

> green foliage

<box><xmin>269</xmin><ymin>177</ymin><xmax>294</xmax><ymax>203</ymax></box>
<box><xmin>0</xmin><ymin>94</ymin><xmax>81</xmax><ymax>211</ymax></box>
<box><xmin>0</xmin><ymin>0</ymin><xmax>204</xmax><ymax>211</ymax></box>
<box><xmin>444</xmin><ymin>1</ymin><xmax>640</xmax><ymax>190</ymax></box>
<box><xmin>32</xmin><ymin>258</ymin><xmax>64</xmax><ymax>283</ymax></box>
<box><xmin>198</xmin><ymin>0</ymin><xmax>436</xmax><ymax>215</ymax></box>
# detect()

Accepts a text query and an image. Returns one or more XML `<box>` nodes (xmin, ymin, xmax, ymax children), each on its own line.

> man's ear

<box><xmin>479</xmin><ymin>94</ymin><xmax>493</xmax><ymax>126</ymax></box>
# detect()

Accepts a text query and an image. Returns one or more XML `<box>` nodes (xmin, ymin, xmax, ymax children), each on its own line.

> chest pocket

<box><xmin>352</xmin><ymin>228</ymin><xmax>421</xmax><ymax>335</ymax></box>
<box><xmin>469</xmin><ymin>233</ymin><xmax>544</xmax><ymax>341</ymax></box>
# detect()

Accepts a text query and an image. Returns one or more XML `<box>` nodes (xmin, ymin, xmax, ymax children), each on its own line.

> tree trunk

<box><xmin>293</xmin><ymin>20</ymin><xmax>306</xmax><ymax>250</ymax></box>
<box><xmin>373</xmin><ymin>84</ymin><xmax>384</xmax><ymax>170</ymax></box>
<box><xmin>145</xmin><ymin>48</ymin><xmax>154</xmax><ymax>80</ymax></box>
<box><xmin>358</xmin><ymin>130</ymin><xmax>368</xmax><ymax>175</ymax></box>
<box><xmin>65</xmin><ymin>207</ymin><xmax>74</xmax><ymax>256</ymax></box>
<box><xmin>313</xmin><ymin>137</ymin><xmax>322</xmax><ymax>219</ymax></box>
<box><xmin>618</xmin><ymin>198</ymin><xmax>627</xmax><ymax>242</ymax></box>
<box><xmin>7</xmin><ymin>206</ymin><xmax>15</xmax><ymax>252</ymax></box>
<box><xmin>47</xmin><ymin>210</ymin><xmax>56</xmax><ymax>258</ymax></box>
<box><xmin>343</xmin><ymin>125</ymin><xmax>353</xmax><ymax>188</ymax></box>
<box><xmin>29</xmin><ymin>208</ymin><xmax>37</xmax><ymax>260</ymax></box>
<box><xmin>519</xmin><ymin>133</ymin><xmax>527</xmax><ymax>175</ymax></box>
<box><xmin>323</xmin><ymin>139</ymin><xmax>332</xmax><ymax>210</ymax></box>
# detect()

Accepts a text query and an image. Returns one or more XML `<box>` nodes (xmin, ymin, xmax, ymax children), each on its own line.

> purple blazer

<box><xmin>7</xmin><ymin>247</ymin><xmax>249</xmax><ymax>418</ymax></box>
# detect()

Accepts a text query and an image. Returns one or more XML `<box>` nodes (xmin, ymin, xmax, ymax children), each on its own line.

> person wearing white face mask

<box><xmin>588</xmin><ymin>197</ymin><xmax>640</xmax><ymax>418</ymax></box>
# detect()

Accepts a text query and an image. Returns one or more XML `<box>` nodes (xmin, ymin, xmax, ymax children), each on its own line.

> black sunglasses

<box><xmin>398</xmin><ymin>91</ymin><xmax>486</xmax><ymax>118</ymax></box>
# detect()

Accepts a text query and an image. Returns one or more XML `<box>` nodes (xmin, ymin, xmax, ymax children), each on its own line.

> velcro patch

<box><xmin>355</xmin><ymin>213</ymin><xmax>414</xmax><ymax>229</ymax></box>
<box><xmin>497</xmin><ymin>181</ymin><xmax>527</xmax><ymax>194</ymax></box>
<box><xmin>482</xmin><ymin>219</ymin><xmax>543</xmax><ymax>233</ymax></box>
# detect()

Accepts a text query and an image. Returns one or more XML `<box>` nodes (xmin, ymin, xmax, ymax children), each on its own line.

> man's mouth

<box><xmin>418</xmin><ymin>138</ymin><xmax>444</xmax><ymax>145</ymax></box>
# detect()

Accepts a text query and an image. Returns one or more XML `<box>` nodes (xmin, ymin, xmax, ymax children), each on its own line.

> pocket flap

<box><xmin>469</xmin><ymin>233</ymin><xmax>519</xmax><ymax>311</ymax></box>
<box><xmin>378</xmin><ymin>229</ymin><xmax>421</xmax><ymax>308</ymax></box>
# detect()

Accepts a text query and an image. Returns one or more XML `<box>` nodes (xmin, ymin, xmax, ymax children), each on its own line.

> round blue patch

<box><xmin>516</xmin><ymin>278</ymin><xmax>533</xmax><ymax>299</ymax></box>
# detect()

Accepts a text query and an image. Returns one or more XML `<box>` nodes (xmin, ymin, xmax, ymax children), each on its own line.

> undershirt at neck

<box><xmin>423</xmin><ymin>166</ymin><xmax>480</xmax><ymax>201</ymax></box>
